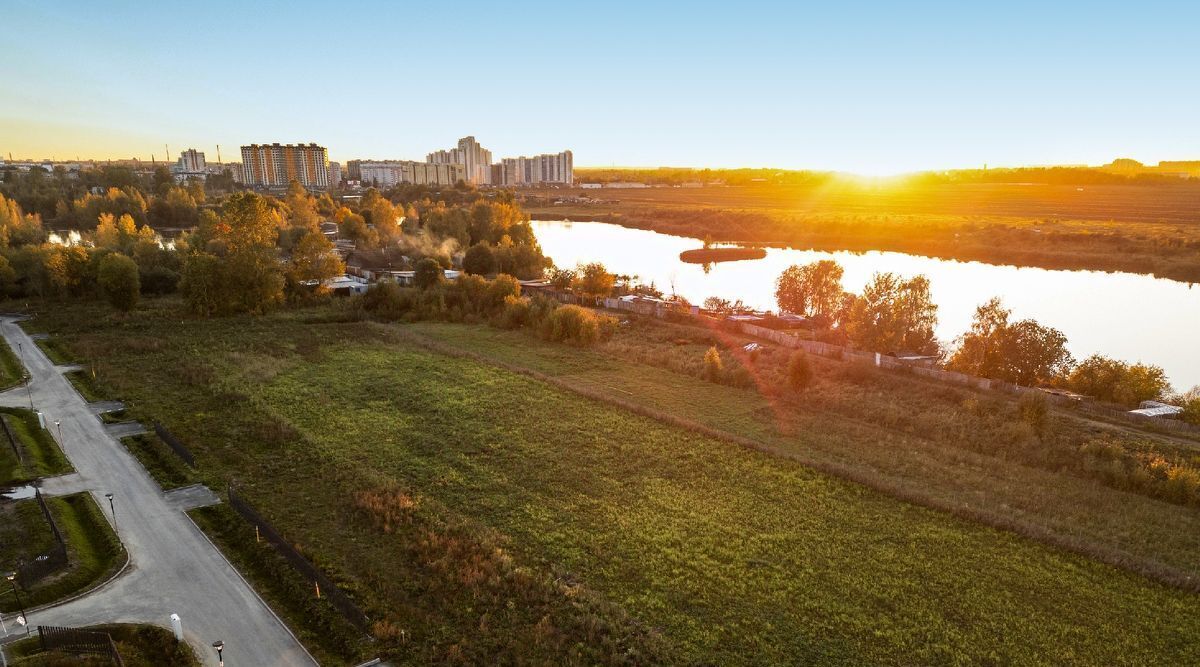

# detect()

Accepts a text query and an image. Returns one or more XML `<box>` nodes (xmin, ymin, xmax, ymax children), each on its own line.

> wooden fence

<box><xmin>153</xmin><ymin>422</ymin><xmax>197</xmax><ymax>468</ymax></box>
<box><xmin>37</xmin><ymin>625</ymin><xmax>124</xmax><ymax>666</ymax></box>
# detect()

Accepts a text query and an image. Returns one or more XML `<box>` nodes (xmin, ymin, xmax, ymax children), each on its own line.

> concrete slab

<box><xmin>104</xmin><ymin>422</ymin><xmax>147</xmax><ymax>438</ymax></box>
<box><xmin>163</xmin><ymin>484</ymin><xmax>221</xmax><ymax>511</ymax></box>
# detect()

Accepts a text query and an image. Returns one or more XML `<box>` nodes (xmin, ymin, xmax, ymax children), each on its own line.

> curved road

<box><xmin>0</xmin><ymin>317</ymin><xmax>317</xmax><ymax>666</ymax></box>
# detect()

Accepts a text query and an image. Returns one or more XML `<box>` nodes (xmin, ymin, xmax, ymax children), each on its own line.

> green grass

<box><xmin>246</xmin><ymin>340</ymin><xmax>1200</xmax><ymax>665</ymax></box>
<box><xmin>0</xmin><ymin>407</ymin><xmax>72</xmax><ymax>485</ymax></box>
<box><xmin>65</xmin><ymin>370</ymin><xmax>106</xmax><ymax>403</ymax></box>
<box><xmin>34</xmin><ymin>337</ymin><xmax>76</xmax><ymax>365</ymax></box>
<box><xmin>5</xmin><ymin>623</ymin><xmax>199</xmax><ymax>666</ymax></box>
<box><xmin>120</xmin><ymin>434</ymin><xmax>195</xmax><ymax>491</ymax></box>
<box><xmin>19</xmin><ymin>299</ymin><xmax>1200</xmax><ymax>664</ymax></box>
<box><xmin>0</xmin><ymin>337</ymin><xmax>26</xmax><ymax>390</ymax></box>
<box><xmin>100</xmin><ymin>409</ymin><xmax>130</xmax><ymax>424</ymax></box>
<box><xmin>0</xmin><ymin>493</ymin><xmax>125</xmax><ymax>613</ymax></box>
<box><xmin>0</xmin><ymin>499</ymin><xmax>58</xmax><ymax>574</ymax></box>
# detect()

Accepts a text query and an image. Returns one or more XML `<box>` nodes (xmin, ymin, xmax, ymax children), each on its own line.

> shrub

<box><xmin>486</xmin><ymin>274</ymin><xmax>521</xmax><ymax>310</ymax></box>
<box><xmin>787</xmin><ymin>350</ymin><xmax>813</xmax><ymax>391</ymax></box>
<box><xmin>361</xmin><ymin>282</ymin><xmax>413</xmax><ymax>321</ymax></box>
<box><xmin>140</xmin><ymin>265</ymin><xmax>180</xmax><ymax>295</ymax></box>
<box><xmin>97</xmin><ymin>253</ymin><xmax>140</xmax><ymax>311</ymax></box>
<box><xmin>1016</xmin><ymin>391</ymin><xmax>1049</xmax><ymax>437</ymax></box>
<box><xmin>498</xmin><ymin>295</ymin><xmax>531</xmax><ymax>329</ymax></box>
<box><xmin>703</xmin><ymin>346</ymin><xmax>723</xmax><ymax>382</ymax></box>
<box><xmin>544</xmin><ymin>305</ymin><xmax>602</xmax><ymax>345</ymax></box>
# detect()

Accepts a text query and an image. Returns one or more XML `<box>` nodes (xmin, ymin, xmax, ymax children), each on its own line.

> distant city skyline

<box><xmin>4</xmin><ymin>1</ymin><xmax>1199</xmax><ymax>175</ymax></box>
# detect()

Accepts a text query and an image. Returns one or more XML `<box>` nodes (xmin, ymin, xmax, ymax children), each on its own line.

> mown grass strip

<box><xmin>34</xmin><ymin>337</ymin><xmax>76</xmax><ymax>366</ymax></box>
<box><xmin>0</xmin><ymin>407</ymin><xmax>72</xmax><ymax>484</ymax></box>
<box><xmin>120</xmin><ymin>433</ymin><xmax>196</xmax><ymax>491</ymax></box>
<box><xmin>0</xmin><ymin>337</ymin><xmax>26</xmax><ymax>390</ymax></box>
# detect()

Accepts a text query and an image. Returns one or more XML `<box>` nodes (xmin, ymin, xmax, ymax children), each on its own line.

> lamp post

<box><xmin>54</xmin><ymin>421</ymin><xmax>62</xmax><ymax>445</ymax></box>
<box><xmin>104</xmin><ymin>492</ymin><xmax>117</xmax><ymax>535</ymax></box>
<box><xmin>3</xmin><ymin>572</ymin><xmax>28</xmax><ymax>636</ymax></box>
<box><xmin>21</xmin><ymin>342</ymin><xmax>32</xmax><ymax>411</ymax></box>
<box><xmin>212</xmin><ymin>640</ymin><xmax>225</xmax><ymax>666</ymax></box>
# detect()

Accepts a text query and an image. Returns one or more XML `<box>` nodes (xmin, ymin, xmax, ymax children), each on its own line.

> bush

<box><xmin>97</xmin><ymin>253</ymin><xmax>140</xmax><ymax>311</ymax></box>
<box><xmin>1017</xmin><ymin>391</ymin><xmax>1049</xmax><ymax>438</ymax></box>
<box><xmin>544</xmin><ymin>305</ymin><xmax>605</xmax><ymax>345</ymax></box>
<box><xmin>361</xmin><ymin>282</ymin><xmax>413</xmax><ymax>321</ymax></box>
<box><xmin>140</xmin><ymin>265</ymin><xmax>180</xmax><ymax>295</ymax></box>
<box><xmin>498</xmin><ymin>295</ymin><xmax>531</xmax><ymax>329</ymax></box>
<box><xmin>487</xmin><ymin>274</ymin><xmax>521</xmax><ymax>309</ymax></box>
<box><xmin>703</xmin><ymin>346</ymin><xmax>723</xmax><ymax>382</ymax></box>
<box><xmin>787</xmin><ymin>350</ymin><xmax>813</xmax><ymax>391</ymax></box>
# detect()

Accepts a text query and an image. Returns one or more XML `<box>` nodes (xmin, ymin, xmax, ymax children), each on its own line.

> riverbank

<box><xmin>524</xmin><ymin>182</ymin><xmax>1200</xmax><ymax>282</ymax></box>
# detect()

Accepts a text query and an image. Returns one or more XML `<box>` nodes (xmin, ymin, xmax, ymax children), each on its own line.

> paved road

<box><xmin>0</xmin><ymin>317</ymin><xmax>317</xmax><ymax>666</ymax></box>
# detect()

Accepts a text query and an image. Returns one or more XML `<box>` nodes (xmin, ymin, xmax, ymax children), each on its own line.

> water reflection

<box><xmin>531</xmin><ymin>220</ymin><xmax>1200</xmax><ymax>389</ymax></box>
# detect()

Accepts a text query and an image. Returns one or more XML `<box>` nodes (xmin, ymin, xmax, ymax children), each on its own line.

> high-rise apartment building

<box><xmin>328</xmin><ymin>161</ymin><xmax>342</xmax><ymax>187</ymax></box>
<box><xmin>240</xmin><ymin>143</ymin><xmax>329</xmax><ymax>189</ymax></box>
<box><xmin>499</xmin><ymin>150</ymin><xmax>573</xmax><ymax>186</ymax></box>
<box><xmin>356</xmin><ymin>160</ymin><xmax>466</xmax><ymax>187</ymax></box>
<box><xmin>176</xmin><ymin>148</ymin><xmax>206</xmax><ymax>173</ymax></box>
<box><xmin>427</xmin><ymin>136</ymin><xmax>492</xmax><ymax>185</ymax></box>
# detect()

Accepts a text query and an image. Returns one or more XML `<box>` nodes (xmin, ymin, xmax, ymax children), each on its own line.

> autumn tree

<box><xmin>287</xmin><ymin>230</ymin><xmax>345</xmax><ymax>290</ymax></box>
<box><xmin>284</xmin><ymin>180</ymin><xmax>320</xmax><ymax>233</ymax></box>
<box><xmin>844</xmin><ymin>272</ymin><xmax>938</xmax><ymax>354</ymax></box>
<box><xmin>573</xmin><ymin>262</ymin><xmax>615</xmax><ymax>299</ymax></box>
<box><xmin>1064</xmin><ymin>354</ymin><xmax>1170</xmax><ymax>406</ymax></box>
<box><xmin>775</xmin><ymin>260</ymin><xmax>845</xmax><ymax>323</ymax></box>
<box><xmin>947</xmin><ymin>297</ymin><xmax>1073</xmax><ymax>386</ymax></box>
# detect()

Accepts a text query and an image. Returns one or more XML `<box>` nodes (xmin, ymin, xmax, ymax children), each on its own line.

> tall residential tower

<box><xmin>240</xmin><ymin>143</ymin><xmax>329</xmax><ymax>189</ymax></box>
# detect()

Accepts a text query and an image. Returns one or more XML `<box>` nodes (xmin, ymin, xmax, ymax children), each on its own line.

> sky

<box><xmin>3</xmin><ymin>1</ymin><xmax>1199</xmax><ymax>174</ymax></box>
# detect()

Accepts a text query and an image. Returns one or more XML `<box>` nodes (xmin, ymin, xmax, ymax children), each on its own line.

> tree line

<box><xmin>763</xmin><ymin>259</ymin><xmax>1195</xmax><ymax>418</ymax></box>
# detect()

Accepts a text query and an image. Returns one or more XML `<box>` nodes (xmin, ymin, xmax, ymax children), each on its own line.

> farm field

<box><xmin>523</xmin><ymin>182</ymin><xmax>1200</xmax><ymax>281</ymax></box>
<box><xmin>22</xmin><ymin>299</ymin><xmax>1200</xmax><ymax>665</ymax></box>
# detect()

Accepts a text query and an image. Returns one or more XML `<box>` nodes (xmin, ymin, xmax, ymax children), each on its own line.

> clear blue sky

<box><xmin>4</xmin><ymin>0</ymin><xmax>1198</xmax><ymax>174</ymax></box>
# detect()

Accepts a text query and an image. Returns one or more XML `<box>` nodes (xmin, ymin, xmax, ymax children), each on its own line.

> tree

<box><xmin>97</xmin><ymin>253</ymin><xmax>140</xmax><ymax>311</ymax></box>
<box><xmin>463</xmin><ymin>243</ymin><xmax>497</xmax><ymax>276</ymax></box>
<box><xmin>284</xmin><ymin>181</ymin><xmax>320</xmax><ymax>233</ymax></box>
<box><xmin>413</xmin><ymin>257</ymin><xmax>443</xmax><ymax>290</ymax></box>
<box><xmin>1064</xmin><ymin>354</ymin><xmax>1170</xmax><ymax>406</ymax></box>
<box><xmin>775</xmin><ymin>260</ymin><xmax>844</xmax><ymax>322</ymax></box>
<box><xmin>703</xmin><ymin>346</ymin><xmax>723</xmax><ymax>381</ymax></box>
<box><xmin>220</xmin><ymin>192</ymin><xmax>280</xmax><ymax>254</ymax></box>
<box><xmin>573</xmin><ymin>262</ymin><xmax>615</xmax><ymax>299</ymax></box>
<box><xmin>947</xmin><ymin>297</ymin><xmax>1073</xmax><ymax>386</ymax></box>
<box><xmin>180</xmin><ymin>252</ymin><xmax>225</xmax><ymax>316</ymax></box>
<box><xmin>287</xmin><ymin>231</ymin><xmax>344</xmax><ymax>289</ymax></box>
<box><xmin>548</xmin><ymin>267</ymin><xmax>575</xmax><ymax>290</ymax></box>
<box><xmin>844</xmin><ymin>272</ymin><xmax>938</xmax><ymax>354</ymax></box>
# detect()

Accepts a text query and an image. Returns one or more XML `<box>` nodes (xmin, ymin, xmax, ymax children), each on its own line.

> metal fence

<box><xmin>153</xmin><ymin>422</ymin><xmax>196</xmax><ymax>468</ymax></box>
<box><xmin>16</xmin><ymin>488</ymin><xmax>69</xmax><ymax>587</ymax></box>
<box><xmin>38</xmin><ymin>625</ymin><xmax>124</xmax><ymax>666</ymax></box>
<box><xmin>227</xmin><ymin>485</ymin><xmax>370</xmax><ymax>632</ymax></box>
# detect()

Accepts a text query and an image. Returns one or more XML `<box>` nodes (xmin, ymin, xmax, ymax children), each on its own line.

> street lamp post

<box><xmin>212</xmin><ymin>640</ymin><xmax>225</xmax><ymax>666</ymax></box>
<box><xmin>3</xmin><ymin>572</ymin><xmax>29</xmax><ymax>636</ymax></box>
<box><xmin>104</xmin><ymin>492</ymin><xmax>117</xmax><ymax>535</ymax></box>
<box><xmin>54</xmin><ymin>421</ymin><xmax>62</xmax><ymax>445</ymax></box>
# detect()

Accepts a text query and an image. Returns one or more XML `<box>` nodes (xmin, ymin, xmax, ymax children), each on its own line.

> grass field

<box><xmin>120</xmin><ymin>434</ymin><xmax>195</xmax><ymax>491</ymax></box>
<box><xmin>20</xmin><ymin>298</ymin><xmax>1200</xmax><ymax>664</ymax></box>
<box><xmin>524</xmin><ymin>182</ymin><xmax>1200</xmax><ymax>281</ymax></box>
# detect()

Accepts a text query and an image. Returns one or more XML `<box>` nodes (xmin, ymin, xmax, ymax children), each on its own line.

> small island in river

<box><xmin>679</xmin><ymin>246</ymin><xmax>768</xmax><ymax>263</ymax></box>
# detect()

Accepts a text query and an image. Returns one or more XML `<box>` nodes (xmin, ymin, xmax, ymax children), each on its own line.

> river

<box><xmin>531</xmin><ymin>219</ymin><xmax>1200</xmax><ymax>390</ymax></box>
